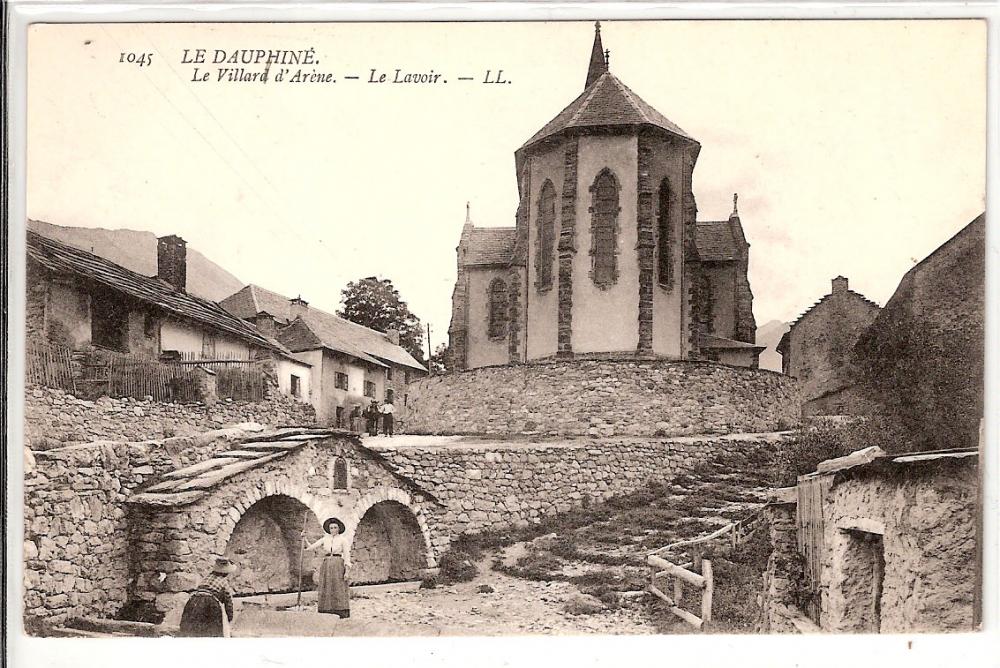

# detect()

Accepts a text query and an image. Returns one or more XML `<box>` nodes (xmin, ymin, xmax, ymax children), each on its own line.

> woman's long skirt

<box><xmin>178</xmin><ymin>592</ymin><xmax>226</xmax><ymax>637</ymax></box>
<box><xmin>317</xmin><ymin>555</ymin><xmax>350</xmax><ymax>617</ymax></box>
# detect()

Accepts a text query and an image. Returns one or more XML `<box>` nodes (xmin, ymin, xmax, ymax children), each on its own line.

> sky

<box><xmin>27</xmin><ymin>20</ymin><xmax>987</xmax><ymax>352</ymax></box>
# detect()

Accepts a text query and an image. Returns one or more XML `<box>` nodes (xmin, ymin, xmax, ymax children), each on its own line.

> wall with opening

<box><xmin>349</xmin><ymin>500</ymin><xmax>429</xmax><ymax>585</ymax></box>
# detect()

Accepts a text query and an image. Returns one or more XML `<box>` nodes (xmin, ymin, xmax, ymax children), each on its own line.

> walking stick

<box><xmin>296</xmin><ymin>510</ymin><xmax>308</xmax><ymax>609</ymax></box>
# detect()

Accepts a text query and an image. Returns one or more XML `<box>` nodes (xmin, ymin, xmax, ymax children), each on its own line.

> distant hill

<box><xmin>755</xmin><ymin>319</ymin><xmax>791</xmax><ymax>373</ymax></box>
<box><xmin>27</xmin><ymin>220</ymin><xmax>245</xmax><ymax>302</ymax></box>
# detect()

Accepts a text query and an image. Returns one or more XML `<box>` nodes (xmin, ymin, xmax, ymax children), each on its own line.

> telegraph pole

<box><xmin>426</xmin><ymin>323</ymin><xmax>433</xmax><ymax>373</ymax></box>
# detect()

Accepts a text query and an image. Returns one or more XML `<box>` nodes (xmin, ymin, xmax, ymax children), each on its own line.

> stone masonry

<box><xmin>404</xmin><ymin>358</ymin><xmax>800</xmax><ymax>437</ymax></box>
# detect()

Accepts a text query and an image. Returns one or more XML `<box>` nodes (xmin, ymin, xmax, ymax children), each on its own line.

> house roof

<box><xmin>519</xmin><ymin>71</ymin><xmax>696</xmax><ymax>154</ymax></box>
<box><xmin>27</xmin><ymin>230</ymin><xmax>281</xmax><ymax>354</ymax></box>
<box><xmin>777</xmin><ymin>287</ymin><xmax>881</xmax><ymax>354</ymax></box>
<box><xmin>128</xmin><ymin>428</ymin><xmax>440</xmax><ymax>507</ymax></box>
<box><xmin>220</xmin><ymin>284</ymin><xmax>427</xmax><ymax>372</ymax></box>
<box><xmin>700</xmin><ymin>334</ymin><xmax>764</xmax><ymax>351</ymax></box>
<box><xmin>280</xmin><ymin>318</ymin><xmax>387</xmax><ymax>368</ymax></box>
<box><xmin>801</xmin><ymin>446</ymin><xmax>978</xmax><ymax>485</ymax></box>
<box><xmin>462</xmin><ymin>225</ymin><xmax>517</xmax><ymax>267</ymax></box>
<box><xmin>695</xmin><ymin>220</ymin><xmax>744</xmax><ymax>262</ymax></box>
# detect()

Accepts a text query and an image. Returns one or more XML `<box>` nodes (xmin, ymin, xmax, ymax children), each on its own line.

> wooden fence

<box><xmin>25</xmin><ymin>339</ymin><xmax>76</xmax><ymax>393</ymax></box>
<box><xmin>26</xmin><ymin>341</ymin><xmax>270</xmax><ymax>403</ymax></box>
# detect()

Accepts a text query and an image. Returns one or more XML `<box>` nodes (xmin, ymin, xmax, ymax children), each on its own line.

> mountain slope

<box><xmin>755</xmin><ymin>319</ymin><xmax>791</xmax><ymax>373</ymax></box>
<box><xmin>27</xmin><ymin>220</ymin><xmax>244</xmax><ymax>302</ymax></box>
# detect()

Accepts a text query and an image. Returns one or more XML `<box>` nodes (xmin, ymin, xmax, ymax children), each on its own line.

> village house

<box><xmin>26</xmin><ymin>229</ymin><xmax>313</xmax><ymax>403</ymax></box>
<box><xmin>448</xmin><ymin>23</ymin><xmax>762</xmax><ymax>372</ymax></box>
<box><xmin>220</xmin><ymin>284</ymin><xmax>427</xmax><ymax>428</ymax></box>
<box><xmin>775</xmin><ymin>277</ymin><xmax>881</xmax><ymax>415</ymax></box>
<box><xmin>760</xmin><ymin>445</ymin><xmax>979</xmax><ymax>633</ymax></box>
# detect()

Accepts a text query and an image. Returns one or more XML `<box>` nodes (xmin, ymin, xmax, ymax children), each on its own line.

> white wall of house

<box><xmin>47</xmin><ymin>281</ymin><xmax>91</xmax><ymax>348</ymax></box>
<box><xmin>160</xmin><ymin>318</ymin><xmax>253</xmax><ymax>360</ymax></box>
<box><xmin>275</xmin><ymin>357</ymin><xmax>312</xmax><ymax>403</ymax></box>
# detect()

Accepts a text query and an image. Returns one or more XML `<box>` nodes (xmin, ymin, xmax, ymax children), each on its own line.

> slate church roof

<box><xmin>27</xmin><ymin>230</ymin><xmax>282</xmax><ymax>353</ymax></box>
<box><xmin>461</xmin><ymin>226</ymin><xmax>517</xmax><ymax>267</ymax></box>
<box><xmin>695</xmin><ymin>221</ymin><xmax>745</xmax><ymax>262</ymax></box>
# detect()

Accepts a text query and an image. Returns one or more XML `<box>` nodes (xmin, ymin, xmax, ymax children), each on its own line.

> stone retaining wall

<box><xmin>405</xmin><ymin>359</ymin><xmax>800</xmax><ymax>437</ymax></box>
<box><xmin>24</xmin><ymin>386</ymin><xmax>316</xmax><ymax>450</ymax></box>
<box><xmin>373</xmin><ymin>433</ymin><xmax>787</xmax><ymax>541</ymax></box>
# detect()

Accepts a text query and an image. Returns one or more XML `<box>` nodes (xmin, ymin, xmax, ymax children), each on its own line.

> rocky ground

<box><xmin>233</xmin><ymin>442</ymin><xmax>780</xmax><ymax>637</ymax></box>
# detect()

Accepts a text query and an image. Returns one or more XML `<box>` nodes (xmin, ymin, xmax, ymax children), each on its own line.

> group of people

<box><xmin>178</xmin><ymin>514</ymin><xmax>352</xmax><ymax>636</ymax></box>
<box><xmin>348</xmin><ymin>399</ymin><xmax>395</xmax><ymax>437</ymax></box>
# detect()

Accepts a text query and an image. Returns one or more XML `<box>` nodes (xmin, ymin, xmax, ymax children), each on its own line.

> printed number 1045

<box><xmin>120</xmin><ymin>52</ymin><xmax>154</xmax><ymax>67</ymax></box>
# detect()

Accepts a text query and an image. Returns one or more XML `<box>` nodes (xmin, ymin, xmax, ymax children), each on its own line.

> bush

<box><xmin>437</xmin><ymin>547</ymin><xmax>478</xmax><ymax>583</ymax></box>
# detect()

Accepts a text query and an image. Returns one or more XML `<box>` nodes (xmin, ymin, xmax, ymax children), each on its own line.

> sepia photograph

<box><xmin>9</xmin><ymin>14</ymin><xmax>989</xmax><ymax>647</ymax></box>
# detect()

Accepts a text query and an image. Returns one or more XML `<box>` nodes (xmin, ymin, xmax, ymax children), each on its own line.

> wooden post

<box><xmin>296</xmin><ymin>510</ymin><xmax>308</xmax><ymax>609</ymax></box>
<box><xmin>701</xmin><ymin>559</ymin><xmax>714</xmax><ymax>626</ymax></box>
<box><xmin>692</xmin><ymin>545</ymin><xmax>703</xmax><ymax>573</ymax></box>
<box><xmin>673</xmin><ymin>576</ymin><xmax>684</xmax><ymax>607</ymax></box>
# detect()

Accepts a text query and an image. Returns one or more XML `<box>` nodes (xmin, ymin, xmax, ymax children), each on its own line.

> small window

<box><xmin>386</xmin><ymin>388</ymin><xmax>394</xmax><ymax>403</ymax></box>
<box><xmin>290</xmin><ymin>374</ymin><xmax>301</xmax><ymax>397</ymax></box>
<box><xmin>487</xmin><ymin>278</ymin><xmax>509</xmax><ymax>339</ymax></box>
<box><xmin>335</xmin><ymin>372</ymin><xmax>349</xmax><ymax>391</ymax></box>
<box><xmin>333</xmin><ymin>457</ymin><xmax>349</xmax><ymax>490</ymax></box>
<box><xmin>387</xmin><ymin>366</ymin><xmax>394</xmax><ymax>381</ymax></box>
<box><xmin>143</xmin><ymin>312</ymin><xmax>157</xmax><ymax>338</ymax></box>
<box><xmin>364</xmin><ymin>380</ymin><xmax>376</xmax><ymax>398</ymax></box>
<box><xmin>404</xmin><ymin>393</ymin><xmax>408</xmax><ymax>407</ymax></box>
<box><xmin>404</xmin><ymin>370</ymin><xmax>411</xmax><ymax>385</ymax></box>
<box><xmin>90</xmin><ymin>297</ymin><xmax>129</xmax><ymax>352</ymax></box>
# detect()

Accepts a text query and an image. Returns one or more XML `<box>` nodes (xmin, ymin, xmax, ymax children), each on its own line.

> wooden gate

<box><xmin>796</xmin><ymin>472</ymin><xmax>833</xmax><ymax>625</ymax></box>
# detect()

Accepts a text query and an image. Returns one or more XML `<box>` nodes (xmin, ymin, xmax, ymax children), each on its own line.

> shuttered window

<box><xmin>590</xmin><ymin>170</ymin><xmax>620</xmax><ymax>287</ymax></box>
<box><xmin>535</xmin><ymin>180</ymin><xmax>557</xmax><ymax>290</ymax></box>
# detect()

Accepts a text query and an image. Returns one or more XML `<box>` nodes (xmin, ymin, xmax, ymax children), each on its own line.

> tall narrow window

<box><xmin>657</xmin><ymin>178</ymin><xmax>673</xmax><ymax>287</ymax></box>
<box><xmin>487</xmin><ymin>278</ymin><xmax>509</xmax><ymax>339</ymax></box>
<box><xmin>590</xmin><ymin>169</ymin><xmax>620</xmax><ymax>288</ymax></box>
<box><xmin>535</xmin><ymin>180</ymin><xmax>557</xmax><ymax>291</ymax></box>
<box><xmin>333</xmin><ymin>457</ymin><xmax>349</xmax><ymax>490</ymax></box>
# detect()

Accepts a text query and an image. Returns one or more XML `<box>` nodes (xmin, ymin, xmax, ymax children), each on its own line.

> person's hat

<box><xmin>211</xmin><ymin>556</ymin><xmax>237</xmax><ymax>575</ymax></box>
<box><xmin>323</xmin><ymin>517</ymin><xmax>346</xmax><ymax>535</ymax></box>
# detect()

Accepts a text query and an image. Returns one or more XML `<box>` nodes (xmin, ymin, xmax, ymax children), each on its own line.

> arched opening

<box><xmin>535</xmin><ymin>179</ymin><xmax>557</xmax><ymax>290</ymax></box>
<box><xmin>349</xmin><ymin>500</ymin><xmax>429</xmax><ymax>585</ymax></box>
<box><xmin>590</xmin><ymin>169</ymin><xmax>620</xmax><ymax>287</ymax></box>
<box><xmin>223</xmin><ymin>495</ymin><xmax>323</xmax><ymax>595</ymax></box>
<box><xmin>333</xmin><ymin>457</ymin><xmax>349</xmax><ymax>490</ymax></box>
<box><xmin>487</xmin><ymin>278</ymin><xmax>509</xmax><ymax>340</ymax></box>
<box><xmin>657</xmin><ymin>177</ymin><xmax>673</xmax><ymax>288</ymax></box>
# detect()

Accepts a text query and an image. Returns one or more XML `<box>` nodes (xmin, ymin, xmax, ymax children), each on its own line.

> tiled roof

<box><xmin>128</xmin><ymin>428</ymin><xmax>439</xmax><ymax>506</ymax></box>
<box><xmin>695</xmin><ymin>221</ymin><xmax>741</xmax><ymax>262</ymax></box>
<box><xmin>27</xmin><ymin>230</ymin><xmax>280</xmax><ymax>354</ymax></box>
<box><xmin>784</xmin><ymin>290</ymin><xmax>881</xmax><ymax>335</ymax></box>
<box><xmin>220</xmin><ymin>284</ymin><xmax>426</xmax><ymax>372</ymax></box>
<box><xmin>520</xmin><ymin>72</ymin><xmax>696</xmax><ymax>152</ymax></box>
<box><xmin>463</xmin><ymin>226</ymin><xmax>516</xmax><ymax>267</ymax></box>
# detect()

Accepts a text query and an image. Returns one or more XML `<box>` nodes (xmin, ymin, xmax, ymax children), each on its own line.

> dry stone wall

<box><xmin>405</xmin><ymin>359</ymin><xmax>800</xmax><ymax>437</ymax></box>
<box><xmin>24</xmin><ymin>385</ymin><xmax>316</xmax><ymax>450</ymax></box>
<box><xmin>372</xmin><ymin>433</ymin><xmax>787</xmax><ymax>544</ymax></box>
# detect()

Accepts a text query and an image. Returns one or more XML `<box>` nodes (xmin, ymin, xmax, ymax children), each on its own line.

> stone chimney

<box><xmin>289</xmin><ymin>295</ymin><xmax>309</xmax><ymax>320</ymax></box>
<box><xmin>253</xmin><ymin>311</ymin><xmax>277</xmax><ymax>338</ymax></box>
<box><xmin>386</xmin><ymin>328</ymin><xmax>400</xmax><ymax>346</ymax></box>
<box><xmin>157</xmin><ymin>235</ymin><xmax>187</xmax><ymax>292</ymax></box>
<box><xmin>832</xmin><ymin>276</ymin><xmax>849</xmax><ymax>295</ymax></box>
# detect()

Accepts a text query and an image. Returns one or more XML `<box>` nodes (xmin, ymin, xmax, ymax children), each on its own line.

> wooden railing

<box><xmin>646</xmin><ymin>503</ymin><xmax>768</xmax><ymax>630</ymax></box>
<box><xmin>25</xmin><ymin>339</ymin><xmax>76</xmax><ymax>393</ymax></box>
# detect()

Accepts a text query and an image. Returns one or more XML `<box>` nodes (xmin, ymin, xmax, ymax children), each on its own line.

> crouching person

<box><xmin>178</xmin><ymin>557</ymin><xmax>237</xmax><ymax>637</ymax></box>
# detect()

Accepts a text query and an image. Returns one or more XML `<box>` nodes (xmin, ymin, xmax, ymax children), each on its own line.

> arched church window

<box><xmin>590</xmin><ymin>169</ymin><xmax>620</xmax><ymax>288</ymax></box>
<box><xmin>535</xmin><ymin>180</ymin><xmax>557</xmax><ymax>291</ymax></box>
<box><xmin>657</xmin><ymin>178</ymin><xmax>673</xmax><ymax>288</ymax></box>
<box><xmin>333</xmin><ymin>457</ymin><xmax>349</xmax><ymax>490</ymax></box>
<box><xmin>487</xmin><ymin>278</ymin><xmax>509</xmax><ymax>339</ymax></box>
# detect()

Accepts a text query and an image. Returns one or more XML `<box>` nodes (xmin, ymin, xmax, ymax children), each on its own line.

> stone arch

<box><xmin>344</xmin><ymin>486</ymin><xmax>436</xmax><ymax>584</ymax></box>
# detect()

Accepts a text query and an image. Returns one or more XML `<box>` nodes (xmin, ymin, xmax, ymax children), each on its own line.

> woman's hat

<box><xmin>323</xmin><ymin>517</ymin><xmax>346</xmax><ymax>535</ymax></box>
<box><xmin>211</xmin><ymin>556</ymin><xmax>237</xmax><ymax>575</ymax></box>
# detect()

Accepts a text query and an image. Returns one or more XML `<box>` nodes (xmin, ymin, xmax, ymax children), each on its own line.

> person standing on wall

<box><xmin>365</xmin><ymin>400</ymin><xmax>380</xmax><ymax>436</ymax></box>
<box><xmin>380</xmin><ymin>399</ymin><xmax>395</xmax><ymax>437</ymax></box>
<box><xmin>304</xmin><ymin>517</ymin><xmax>351</xmax><ymax>618</ymax></box>
<box><xmin>349</xmin><ymin>403</ymin><xmax>362</xmax><ymax>433</ymax></box>
<box><xmin>178</xmin><ymin>557</ymin><xmax>237</xmax><ymax>637</ymax></box>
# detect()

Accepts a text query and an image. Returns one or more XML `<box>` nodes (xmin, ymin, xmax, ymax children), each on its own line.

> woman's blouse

<box><xmin>308</xmin><ymin>534</ymin><xmax>351</xmax><ymax>566</ymax></box>
<box><xmin>195</xmin><ymin>573</ymin><xmax>234</xmax><ymax>621</ymax></box>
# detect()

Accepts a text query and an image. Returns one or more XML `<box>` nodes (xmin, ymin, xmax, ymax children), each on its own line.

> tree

<box><xmin>428</xmin><ymin>343</ymin><xmax>450</xmax><ymax>375</ymax></box>
<box><xmin>338</xmin><ymin>277</ymin><xmax>425</xmax><ymax>362</ymax></box>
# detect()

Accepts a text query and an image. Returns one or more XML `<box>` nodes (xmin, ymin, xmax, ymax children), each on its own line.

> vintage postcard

<box><xmin>9</xmin><ymin>15</ymin><xmax>989</xmax><ymax>648</ymax></box>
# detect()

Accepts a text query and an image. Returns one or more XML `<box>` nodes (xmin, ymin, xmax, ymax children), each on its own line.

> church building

<box><xmin>448</xmin><ymin>23</ymin><xmax>762</xmax><ymax>371</ymax></box>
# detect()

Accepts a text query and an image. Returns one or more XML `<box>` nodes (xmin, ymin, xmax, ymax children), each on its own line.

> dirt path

<box><xmin>233</xmin><ymin>555</ymin><xmax>657</xmax><ymax>637</ymax></box>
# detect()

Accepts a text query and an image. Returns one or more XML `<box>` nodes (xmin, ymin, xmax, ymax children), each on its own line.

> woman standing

<box><xmin>304</xmin><ymin>517</ymin><xmax>352</xmax><ymax>618</ymax></box>
<box><xmin>178</xmin><ymin>557</ymin><xmax>237</xmax><ymax>637</ymax></box>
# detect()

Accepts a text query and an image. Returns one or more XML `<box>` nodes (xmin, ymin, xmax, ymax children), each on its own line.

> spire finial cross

<box><xmin>604</xmin><ymin>49</ymin><xmax>610</xmax><ymax>67</ymax></box>
<box><xmin>732</xmin><ymin>193</ymin><xmax>739</xmax><ymax>216</ymax></box>
<box><xmin>465</xmin><ymin>201</ymin><xmax>471</xmax><ymax>224</ymax></box>
<box><xmin>595</xmin><ymin>21</ymin><xmax>601</xmax><ymax>33</ymax></box>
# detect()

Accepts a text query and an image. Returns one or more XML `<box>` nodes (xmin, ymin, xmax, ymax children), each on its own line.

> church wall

<box><xmin>466</xmin><ymin>267</ymin><xmax>511</xmax><ymax>369</ymax></box>
<box><xmin>646</xmin><ymin>135</ymin><xmax>687</xmax><ymax>357</ymax></box>
<box><xmin>525</xmin><ymin>145</ymin><xmax>564</xmax><ymax>361</ymax></box>
<box><xmin>572</xmin><ymin>134</ymin><xmax>640</xmax><ymax>354</ymax></box>
<box><xmin>703</xmin><ymin>262</ymin><xmax>737</xmax><ymax>338</ymax></box>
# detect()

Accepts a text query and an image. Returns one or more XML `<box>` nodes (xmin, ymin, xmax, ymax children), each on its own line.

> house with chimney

<box><xmin>25</xmin><ymin>228</ymin><xmax>313</xmax><ymax>402</ymax></box>
<box><xmin>220</xmin><ymin>284</ymin><xmax>427</xmax><ymax>427</ymax></box>
<box><xmin>776</xmin><ymin>276</ymin><xmax>881</xmax><ymax>415</ymax></box>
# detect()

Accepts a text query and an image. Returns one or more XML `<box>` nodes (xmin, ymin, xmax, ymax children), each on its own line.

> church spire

<box><xmin>585</xmin><ymin>21</ymin><xmax>608</xmax><ymax>90</ymax></box>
